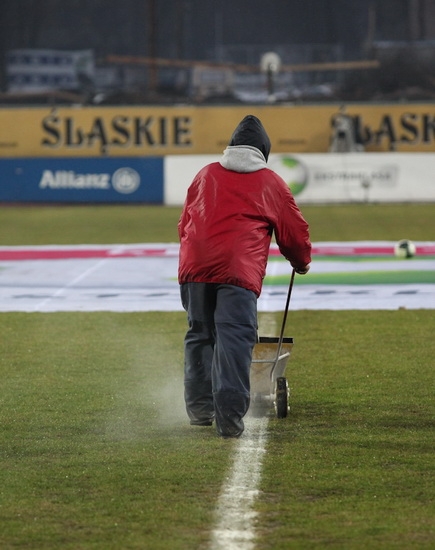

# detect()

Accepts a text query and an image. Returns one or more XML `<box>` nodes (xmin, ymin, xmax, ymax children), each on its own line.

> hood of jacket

<box><xmin>228</xmin><ymin>114</ymin><xmax>271</xmax><ymax>161</ymax></box>
<box><xmin>219</xmin><ymin>145</ymin><xmax>267</xmax><ymax>173</ymax></box>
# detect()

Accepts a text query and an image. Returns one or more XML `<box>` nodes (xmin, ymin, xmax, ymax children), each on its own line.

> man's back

<box><xmin>178</xmin><ymin>156</ymin><xmax>310</xmax><ymax>296</ymax></box>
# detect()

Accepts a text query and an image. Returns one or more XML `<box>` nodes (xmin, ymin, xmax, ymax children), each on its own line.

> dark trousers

<box><xmin>180</xmin><ymin>283</ymin><xmax>257</xmax><ymax>436</ymax></box>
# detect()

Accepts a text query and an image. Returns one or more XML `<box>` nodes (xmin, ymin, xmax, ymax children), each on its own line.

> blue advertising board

<box><xmin>0</xmin><ymin>157</ymin><xmax>163</xmax><ymax>203</ymax></box>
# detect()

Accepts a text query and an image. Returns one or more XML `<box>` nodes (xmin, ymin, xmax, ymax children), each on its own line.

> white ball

<box><xmin>394</xmin><ymin>239</ymin><xmax>416</xmax><ymax>259</ymax></box>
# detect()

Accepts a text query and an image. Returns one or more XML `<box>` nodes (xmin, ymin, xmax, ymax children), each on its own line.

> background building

<box><xmin>1</xmin><ymin>0</ymin><xmax>435</xmax><ymax>103</ymax></box>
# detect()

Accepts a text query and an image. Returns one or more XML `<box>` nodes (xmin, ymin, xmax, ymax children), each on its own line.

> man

<box><xmin>178</xmin><ymin>115</ymin><xmax>311</xmax><ymax>438</ymax></box>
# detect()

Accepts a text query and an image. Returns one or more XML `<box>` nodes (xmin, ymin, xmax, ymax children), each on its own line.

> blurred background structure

<box><xmin>1</xmin><ymin>0</ymin><xmax>435</xmax><ymax>105</ymax></box>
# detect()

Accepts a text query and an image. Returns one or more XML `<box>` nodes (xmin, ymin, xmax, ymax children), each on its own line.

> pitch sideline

<box><xmin>210</xmin><ymin>416</ymin><xmax>269</xmax><ymax>550</ymax></box>
<box><xmin>210</xmin><ymin>314</ymin><xmax>278</xmax><ymax>549</ymax></box>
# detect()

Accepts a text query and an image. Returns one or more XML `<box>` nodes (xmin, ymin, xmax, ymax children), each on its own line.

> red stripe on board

<box><xmin>0</xmin><ymin>247</ymin><xmax>175</xmax><ymax>261</ymax></box>
<box><xmin>0</xmin><ymin>243</ymin><xmax>434</xmax><ymax>261</ymax></box>
<box><xmin>0</xmin><ymin>250</ymin><xmax>109</xmax><ymax>260</ymax></box>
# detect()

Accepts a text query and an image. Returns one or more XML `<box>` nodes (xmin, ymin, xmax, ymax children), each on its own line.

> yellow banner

<box><xmin>1</xmin><ymin>104</ymin><xmax>434</xmax><ymax>157</ymax></box>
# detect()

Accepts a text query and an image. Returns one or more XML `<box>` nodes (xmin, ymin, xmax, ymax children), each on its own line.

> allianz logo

<box><xmin>39</xmin><ymin>167</ymin><xmax>140</xmax><ymax>194</ymax></box>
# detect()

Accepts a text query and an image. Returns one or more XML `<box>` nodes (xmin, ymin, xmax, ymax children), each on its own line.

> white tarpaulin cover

<box><xmin>0</xmin><ymin>242</ymin><xmax>434</xmax><ymax>312</ymax></box>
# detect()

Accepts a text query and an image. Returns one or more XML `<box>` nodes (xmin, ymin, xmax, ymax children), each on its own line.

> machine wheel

<box><xmin>275</xmin><ymin>377</ymin><xmax>289</xmax><ymax>418</ymax></box>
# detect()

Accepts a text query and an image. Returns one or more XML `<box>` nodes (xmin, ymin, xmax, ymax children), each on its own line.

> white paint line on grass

<box><xmin>210</xmin><ymin>416</ymin><xmax>269</xmax><ymax>550</ymax></box>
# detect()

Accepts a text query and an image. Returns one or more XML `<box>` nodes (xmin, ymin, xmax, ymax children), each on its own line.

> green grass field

<box><xmin>1</xmin><ymin>203</ymin><xmax>435</xmax><ymax>549</ymax></box>
<box><xmin>1</xmin><ymin>202</ymin><xmax>434</xmax><ymax>244</ymax></box>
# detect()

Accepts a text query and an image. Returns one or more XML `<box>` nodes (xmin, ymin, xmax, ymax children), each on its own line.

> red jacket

<box><xmin>178</xmin><ymin>155</ymin><xmax>311</xmax><ymax>297</ymax></box>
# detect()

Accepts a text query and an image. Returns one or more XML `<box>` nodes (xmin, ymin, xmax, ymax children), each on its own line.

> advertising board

<box><xmin>164</xmin><ymin>153</ymin><xmax>435</xmax><ymax>205</ymax></box>
<box><xmin>1</xmin><ymin>103</ymin><xmax>435</xmax><ymax>158</ymax></box>
<box><xmin>0</xmin><ymin>157</ymin><xmax>163</xmax><ymax>203</ymax></box>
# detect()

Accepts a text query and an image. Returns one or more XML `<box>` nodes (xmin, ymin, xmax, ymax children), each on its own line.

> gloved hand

<box><xmin>294</xmin><ymin>264</ymin><xmax>310</xmax><ymax>275</ymax></box>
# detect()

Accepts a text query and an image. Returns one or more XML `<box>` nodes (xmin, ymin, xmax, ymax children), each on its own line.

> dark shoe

<box><xmin>216</xmin><ymin>419</ymin><xmax>244</xmax><ymax>439</ymax></box>
<box><xmin>216</xmin><ymin>417</ymin><xmax>245</xmax><ymax>438</ymax></box>
<box><xmin>190</xmin><ymin>418</ymin><xmax>213</xmax><ymax>426</ymax></box>
<box><xmin>213</xmin><ymin>391</ymin><xmax>248</xmax><ymax>439</ymax></box>
<box><xmin>220</xmin><ymin>429</ymin><xmax>243</xmax><ymax>439</ymax></box>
